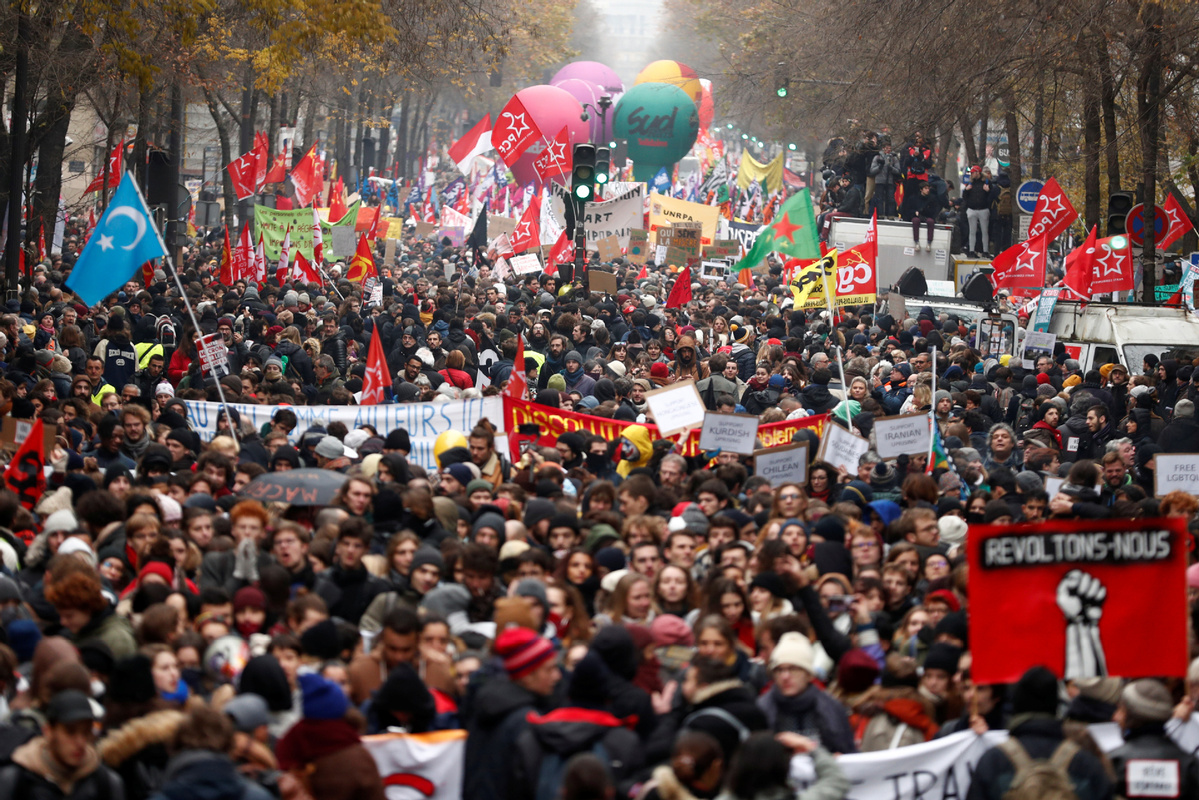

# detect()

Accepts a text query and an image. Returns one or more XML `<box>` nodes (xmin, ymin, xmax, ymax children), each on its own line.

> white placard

<box><xmin>754</xmin><ymin>441</ymin><xmax>810</xmax><ymax>488</ymax></box>
<box><xmin>700</xmin><ymin>261</ymin><xmax>731</xmax><ymax>283</ymax></box>
<box><xmin>369</xmin><ymin>285</ymin><xmax>383</xmax><ymax>307</ymax></box>
<box><xmin>1154</xmin><ymin>453</ymin><xmax>1199</xmax><ymax>497</ymax></box>
<box><xmin>655</xmin><ymin>244</ymin><xmax>669</xmax><ymax>264</ymax></box>
<box><xmin>1045</xmin><ymin>476</ymin><xmax>1064</xmax><ymax>498</ymax></box>
<box><xmin>643</xmin><ymin>379</ymin><xmax>707</xmax><ymax>438</ymax></box>
<box><xmin>874</xmin><ymin>412</ymin><xmax>932</xmax><ymax>460</ymax></box>
<box><xmin>1021</xmin><ymin>331</ymin><xmax>1056</xmax><ymax>369</ymax></box>
<box><xmin>510</xmin><ymin>253</ymin><xmax>542</xmax><ymax>275</ymax></box>
<box><xmin>196</xmin><ymin>333</ymin><xmax>229</xmax><ymax>375</ymax></box>
<box><xmin>698</xmin><ymin>413</ymin><xmax>759</xmax><ymax>455</ymax></box>
<box><xmin>1126</xmin><ymin>760</ymin><xmax>1180</xmax><ymax>797</ymax></box>
<box><xmin>818</xmin><ymin>422</ymin><xmax>871</xmax><ymax>476</ymax></box>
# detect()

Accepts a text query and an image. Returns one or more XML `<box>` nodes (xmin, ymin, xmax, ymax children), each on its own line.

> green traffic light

<box><xmin>776</xmin><ymin>87</ymin><xmax>788</xmax><ymax>98</ymax></box>
<box><xmin>574</xmin><ymin>185</ymin><xmax>592</xmax><ymax>200</ymax></box>
<box><xmin>1110</xmin><ymin>235</ymin><xmax>1128</xmax><ymax>249</ymax></box>
<box><xmin>788</xmin><ymin>143</ymin><xmax>797</xmax><ymax>151</ymax></box>
<box><xmin>608</xmin><ymin>141</ymin><xmax>617</xmax><ymax>149</ymax></box>
<box><xmin>741</xmin><ymin>133</ymin><xmax>748</xmax><ymax>140</ymax></box>
<box><xmin>726</xmin><ymin>123</ymin><xmax>733</xmax><ymax>130</ymax></box>
<box><xmin>595</xmin><ymin>171</ymin><xmax>608</xmax><ymax>184</ymax></box>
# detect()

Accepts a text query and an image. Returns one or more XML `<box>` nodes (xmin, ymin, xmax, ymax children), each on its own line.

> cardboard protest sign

<box><xmin>589</xmin><ymin>270</ymin><xmax>618</xmax><ymax>296</ymax></box>
<box><xmin>704</xmin><ymin>240</ymin><xmax>741</xmax><ymax>259</ymax></box>
<box><xmin>509</xmin><ymin>253</ymin><xmax>541</xmax><ymax>275</ymax></box>
<box><xmin>595</xmin><ymin>234</ymin><xmax>622</xmax><ymax>262</ymax></box>
<box><xmin>1154</xmin><ymin>454</ymin><xmax>1199</xmax><ymax>497</ymax></box>
<box><xmin>196</xmin><ymin>333</ymin><xmax>229</xmax><ymax>376</ymax></box>
<box><xmin>754</xmin><ymin>441</ymin><xmax>809</xmax><ymax>488</ymax></box>
<box><xmin>414</xmin><ymin>221</ymin><xmax>438</xmax><ymax>238</ymax></box>
<box><xmin>818</xmin><ymin>422</ymin><xmax>871</xmax><ymax>476</ymax></box>
<box><xmin>643</xmin><ymin>379</ymin><xmax>707</xmax><ymax>437</ymax></box>
<box><xmin>648</xmin><ymin>193</ymin><xmax>720</xmax><ymax>243</ymax></box>
<box><xmin>383</xmin><ymin>239</ymin><xmax>397</xmax><ymax>266</ymax></box>
<box><xmin>627</xmin><ymin>230</ymin><xmax>650</xmax><ymax>265</ymax></box>
<box><xmin>330</xmin><ymin>226</ymin><xmax>357</xmax><ymax>259</ymax></box>
<box><xmin>698</xmin><ymin>413</ymin><xmax>759</xmax><ymax>455</ymax></box>
<box><xmin>0</xmin><ymin>417</ymin><xmax>57</xmax><ymax>455</ymax></box>
<box><xmin>487</xmin><ymin>215</ymin><xmax>517</xmax><ymax>237</ymax></box>
<box><xmin>968</xmin><ymin>517</ymin><xmax>1189</xmax><ymax>683</ymax></box>
<box><xmin>873</xmin><ymin>412</ymin><xmax>932</xmax><ymax>460</ymax></box>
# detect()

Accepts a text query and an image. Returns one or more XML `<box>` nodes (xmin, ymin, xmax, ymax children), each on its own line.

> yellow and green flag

<box><xmin>734</xmin><ymin>188</ymin><xmax>820</xmax><ymax>277</ymax></box>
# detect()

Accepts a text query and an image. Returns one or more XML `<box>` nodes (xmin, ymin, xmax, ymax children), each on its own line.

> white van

<box><xmin>1046</xmin><ymin>302</ymin><xmax>1199</xmax><ymax>373</ymax></box>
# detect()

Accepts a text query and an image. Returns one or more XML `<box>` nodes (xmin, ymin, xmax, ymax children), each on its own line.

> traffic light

<box><xmin>776</xmin><ymin>79</ymin><xmax>789</xmax><ymax>98</ymax></box>
<box><xmin>1106</xmin><ymin>191</ymin><xmax>1135</xmax><ymax>237</ymax></box>
<box><xmin>594</xmin><ymin>147</ymin><xmax>610</xmax><ymax>187</ymax></box>
<box><xmin>572</xmin><ymin>143</ymin><xmax>596</xmax><ymax>201</ymax></box>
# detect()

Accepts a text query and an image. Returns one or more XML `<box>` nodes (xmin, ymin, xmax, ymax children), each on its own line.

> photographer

<box><xmin>869</xmin><ymin>141</ymin><xmax>901</xmax><ymax>218</ymax></box>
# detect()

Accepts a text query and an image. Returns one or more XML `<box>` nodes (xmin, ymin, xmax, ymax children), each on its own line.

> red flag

<box><xmin>492</xmin><ymin>94</ymin><xmax>544</xmax><ymax>167</ymax></box>
<box><xmin>227</xmin><ymin>151</ymin><xmax>259</xmax><ymax>200</ymax></box>
<box><xmin>449</xmin><ymin>115</ymin><xmax>493</xmax><ymax>175</ymax></box>
<box><xmin>511</xmin><ymin>193</ymin><xmax>542</xmax><ymax>253</ymax></box>
<box><xmin>1161</xmin><ymin>194</ymin><xmax>1195</xmax><ymax>251</ymax></box>
<box><xmin>360</xmin><ymin>325</ymin><xmax>392</xmax><ymax>405</ymax></box>
<box><xmin>635</xmin><ymin>264</ymin><xmax>648</xmax><ymax>280</ymax></box>
<box><xmin>234</xmin><ymin>224</ymin><xmax>254</xmax><ymax>282</ymax></box>
<box><xmin>37</xmin><ymin>228</ymin><xmax>46</xmax><ymax>263</ymax></box>
<box><xmin>366</xmin><ymin>206</ymin><xmax>380</xmax><ymax>241</ymax></box>
<box><xmin>263</xmin><ymin>152</ymin><xmax>287</xmax><ymax>185</ymax></box>
<box><xmin>84</xmin><ymin>142</ymin><xmax>123</xmax><ymax>194</ymax></box>
<box><xmin>1026</xmin><ymin>177</ymin><xmax>1078</xmax><ymax>241</ymax></box>
<box><xmin>423</xmin><ymin>188</ymin><xmax>437</xmax><ymax>223</ymax></box>
<box><xmin>329</xmin><ymin>177</ymin><xmax>349</xmax><ymax>222</ymax></box>
<box><xmin>834</xmin><ymin>210</ymin><xmax>878</xmax><ymax>304</ymax></box>
<box><xmin>141</xmin><ymin>260</ymin><xmax>155</xmax><ymax>288</ymax></box>
<box><xmin>546</xmin><ymin>230</ymin><xmax>572</xmax><ymax>274</ymax></box>
<box><xmin>666</xmin><ymin>264</ymin><xmax>694</xmax><ymax>308</ymax></box>
<box><xmin>533</xmin><ymin>126</ymin><xmax>572</xmax><ymax>184</ymax></box>
<box><xmin>219</xmin><ymin>227</ymin><xmax>233</xmax><ymax>285</ymax></box>
<box><xmin>291</xmin><ymin>251</ymin><xmax>320</xmax><ymax>284</ymax></box>
<box><xmin>1062</xmin><ymin>226</ymin><xmax>1099</xmax><ymax>300</ymax></box>
<box><xmin>990</xmin><ymin>233</ymin><xmax>1049</xmax><ymax>290</ymax></box>
<box><xmin>505</xmin><ymin>334</ymin><xmax>529</xmax><ymax>400</ymax></box>
<box><xmin>84</xmin><ymin>209</ymin><xmax>96</xmax><ymax>245</ymax></box>
<box><xmin>3</xmin><ymin>418</ymin><xmax>46</xmax><ymax>510</ymax></box>
<box><xmin>346</xmin><ymin>233</ymin><xmax>377</xmax><ymax>282</ymax></box>
<box><xmin>1086</xmin><ymin>234</ymin><xmax>1134</xmax><ymax>295</ymax></box>
<box><xmin>290</xmin><ymin>146</ymin><xmax>321</xmax><ymax>207</ymax></box>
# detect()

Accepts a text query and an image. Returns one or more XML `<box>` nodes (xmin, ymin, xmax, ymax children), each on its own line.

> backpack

<box><xmin>999</xmin><ymin>737</ymin><xmax>1080</xmax><ymax>800</ymax></box>
<box><xmin>997</xmin><ymin>187</ymin><xmax>1013</xmax><ymax>216</ymax></box>
<box><xmin>1014</xmin><ymin>395</ymin><xmax>1037</xmax><ymax>432</ymax></box>
<box><xmin>535</xmin><ymin>740</ymin><xmax>609</xmax><ymax>800</ymax></box>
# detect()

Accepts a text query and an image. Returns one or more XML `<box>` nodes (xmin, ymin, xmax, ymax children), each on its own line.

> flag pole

<box><xmin>925</xmin><ymin>346</ymin><xmax>938</xmax><ymax>471</ymax></box>
<box><xmin>134</xmin><ymin>173</ymin><xmax>240</xmax><ymax>450</ymax></box>
<box><xmin>818</xmin><ymin>251</ymin><xmax>851</xmax><ymax>428</ymax></box>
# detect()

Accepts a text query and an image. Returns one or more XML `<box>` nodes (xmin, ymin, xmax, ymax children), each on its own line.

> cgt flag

<box><xmin>3</xmin><ymin>419</ymin><xmax>47</xmax><ymax>510</ymax></box>
<box><xmin>360</xmin><ymin>325</ymin><xmax>392</xmax><ymax>405</ymax></box>
<box><xmin>968</xmin><ymin>516</ymin><xmax>1189</xmax><ymax>684</ymax></box>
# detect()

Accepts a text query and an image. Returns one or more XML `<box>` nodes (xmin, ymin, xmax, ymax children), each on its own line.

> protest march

<box><xmin>4</xmin><ymin>4</ymin><xmax>1199</xmax><ymax>798</ymax></box>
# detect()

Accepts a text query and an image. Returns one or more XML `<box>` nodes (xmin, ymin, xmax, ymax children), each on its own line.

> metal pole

<box><xmin>925</xmin><ymin>346</ymin><xmax>938</xmax><ymax>470</ymax></box>
<box><xmin>5</xmin><ymin>14</ymin><xmax>28</xmax><ymax>299</ymax></box>
<box><xmin>167</xmin><ymin>77</ymin><xmax>185</xmax><ymax>269</ymax></box>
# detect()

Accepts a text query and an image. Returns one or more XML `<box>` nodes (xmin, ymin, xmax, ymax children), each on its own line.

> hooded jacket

<box><xmin>673</xmin><ymin>335</ymin><xmax>707</xmax><ymax>383</ymax></box>
<box><xmin>617</xmin><ymin>425</ymin><xmax>654</xmax><ymax>478</ymax></box>
<box><xmin>0</xmin><ymin>736</ymin><xmax>124</xmax><ymax>800</ymax></box>
<box><xmin>149</xmin><ymin>749</ymin><xmax>273</xmax><ymax>800</ymax></box>
<box><xmin>511</xmin><ymin>708</ymin><xmax>644</xmax><ymax>800</ymax></box>
<box><xmin>464</xmin><ymin>678</ymin><xmax>555</xmax><ymax>800</ymax></box>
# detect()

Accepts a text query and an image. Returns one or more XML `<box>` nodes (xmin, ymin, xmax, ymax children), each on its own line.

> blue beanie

<box><xmin>299</xmin><ymin>672</ymin><xmax>348</xmax><ymax>720</ymax></box>
<box><xmin>6</xmin><ymin>619</ymin><xmax>41</xmax><ymax>663</ymax></box>
<box><xmin>768</xmin><ymin>374</ymin><xmax>786</xmax><ymax>389</ymax></box>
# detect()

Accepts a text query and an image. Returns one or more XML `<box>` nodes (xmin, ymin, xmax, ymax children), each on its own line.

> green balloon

<box><xmin>613</xmin><ymin>82</ymin><xmax>699</xmax><ymax>171</ymax></box>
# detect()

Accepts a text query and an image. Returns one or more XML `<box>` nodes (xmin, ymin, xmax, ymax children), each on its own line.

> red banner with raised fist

<box><xmin>968</xmin><ymin>517</ymin><xmax>1189</xmax><ymax>684</ymax></box>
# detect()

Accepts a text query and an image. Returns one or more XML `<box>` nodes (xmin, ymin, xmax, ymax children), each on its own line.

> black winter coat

<box><xmin>964</xmin><ymin>717</ymin><xmax>1113</xmax><ymax>800</ymax></box>
<box><xmin>464</xmin><ymin>679</ymin><xmax>556</xmax><ymax>800</ymax></box>
<box><xmin>1111</xmin><ymin>725</ymin><xmax>1199</xmax><ymax>800</ymax></box>
<box><xmin>510</xmin><ymin>709</ymin><xmax>644</xmax><ymax>800</ymax></box>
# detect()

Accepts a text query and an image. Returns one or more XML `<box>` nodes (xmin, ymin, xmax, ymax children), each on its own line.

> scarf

<box><xmin>562</xmin><ymin>366</ymin><xmax>586</xmax><ymax>388</ymax></box>
<box><xmin>276</xmin><ymin>718</ymin><xmax>362</xmax><ymax>769</ymax></box>
<box><xmin>161</xmin><ymin>679</ymin><xmax>191</xmax><ymax>705</ymax></box>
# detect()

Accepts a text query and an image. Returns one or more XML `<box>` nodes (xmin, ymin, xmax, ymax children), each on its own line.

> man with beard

<box><xmin>424</xmin><ymin>329</ymin><xmax>448</xmax><ymax>370</ymax></box>
<box><xmin>538</xmin><ymin>335</ymin><xmax>569</xmax><ymax>389</ymax></box>
<box><xmin>388</xmin><ymin>326</ymin><xmax>422</xmax><ymax>373</ymax></box>
<box><xmin>673</xmin><ymin>335</ymin><xmax>707</xmax><ymax>382</ymax></box>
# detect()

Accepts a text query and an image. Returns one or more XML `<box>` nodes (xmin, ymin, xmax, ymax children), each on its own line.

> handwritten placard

<box><xmin>754</xmin><ymin>441</ymin><xmax>810</xmax><ymax>488</ymax></box>
<box><xmin>644</xmin><ymin>379</ymin><xmax>707</xmax><ymax>438</ymax></box>
<box><xmin>595</xmin><ymin>234</ymin><xmax>622</xmax><ymax>262</ymax></box>
<box><xmin>698</xmin><ymin>412</ymin><xmax>759</xmax><ymax>455</ymax></box>
<box><xmin>817</xmin><ymin>422</ymin><xmax>871</xmax><ymax>476</ymax></box>
<box><xmin>1154</xmin><ymin>453</ymin><xmax>1199</xmax><ymax>497</ymax></box>
<box><xmin>589</xmin><ymin>270</ymin><xmax>618</xmax><ymax>296</ymax></box>
<box><xmin>628</xmin><ymin>229</ymin><xmax>649</xmax><ymax>265</ymax></box>
<box><xmin>874</xmin><ymin>412</ymin><xmax>932</xmax><ymax>460</ymax></box>
<box><xmin>510</xmin><ymin>253</ymin><xmax>542</xmax><ymax>275</ymax></box>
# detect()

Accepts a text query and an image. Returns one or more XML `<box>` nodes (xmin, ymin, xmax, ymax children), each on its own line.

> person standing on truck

<box><xmin>961</xmin><ymin>166</ymin><xmax>993</xmax><ymax>257</ymax></box>
<box><xmin>869</xmin><ymin>142</ymin><xmax>902</xmax><ymax>218</ymax></box>
<box><xmin>899</xmin><ymin>132</ymin><xmax>934</xmax><ymax>219</ymax></box>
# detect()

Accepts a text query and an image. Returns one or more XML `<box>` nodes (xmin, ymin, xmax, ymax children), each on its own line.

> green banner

<box><xmin>253</xmin><ymin>201</ymin><xmax>360</xmax><ymax>261</ymax></box>
<box><xmin>1155</xmin><ymin>283</ymin><xmax>1179</xmax><ymax>302</ymax></box>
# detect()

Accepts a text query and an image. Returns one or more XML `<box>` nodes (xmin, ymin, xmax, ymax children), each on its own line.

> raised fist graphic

<box><xmin>1056</xmin><ymin>570</ymin><xmax>1108</xmax><ymax>679</ymax></box>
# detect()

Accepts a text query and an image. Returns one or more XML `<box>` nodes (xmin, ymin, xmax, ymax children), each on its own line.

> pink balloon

<box><xmin>552</xmin><ymin>78</ymin><xmax>615</xmax><ymax>143</ymax></box>
<box><xmin>507</xmin><ymin>85</ymin><xmax>589</xmax><ymax>186</ymax></box>
<box><xmin>551</xmin><ymin>61</ymin><xmax>624</xmax><ymax>97</ymax></box>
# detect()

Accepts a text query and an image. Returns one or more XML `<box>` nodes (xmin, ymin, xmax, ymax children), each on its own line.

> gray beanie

<box><xmin>265</xmin><ymin>355</ymin><xmax>284</xmax><ymax>373</ymax></box>
<box><xmin>314</xmin><ymin>436</ymin><xmax>345</xmax><ymax>460</ymax></box>
<box><xmin>411</xmin><ymin>547</ymin><xmax>445</xmax><ymax>575</ymax></box>
<box><xmin>681</xmin><ymin>503</ymin><xmax>710</xmax><ymax>536</ymax></box>
<box><xmin>1122</xmin><ymin>679</ymin><xmax>1174</xmax><ymax>725</ymax></box>
<box><xmin>1014</xmin><ymin>470</ymin><xmax>1045</xmax><ymax>495</ymax></box>
<box><xmin>515</xmin><ymin>578</ymin><xmax>549</xmax><ymax>611</ymax></box>
<box><xmin>565</xmin><ymin>350</ymin><xmax>583</xmax><ymax>364</ymax></box>
<box><xmin>1176</xmin><ymin>399</ymin><xmax>1195</xmax><ymax>419</ymax></box>
<box><xmin>283</xmin><ymin>291</ymin><xmax>299</xmax><ymax>307</ymax></box>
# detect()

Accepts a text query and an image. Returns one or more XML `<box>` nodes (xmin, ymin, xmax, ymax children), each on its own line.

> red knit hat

<box><xmin>924</xmin><ymin>589</ymin><xmax>961</xmax><ymax>612</ymax></box>
<box><xmin>1036</xmin><ymin>373</ymin><xmax>1051</xmax><ymax>385</ymax></box>
<box><xmin>650</xmin><ymin>363</ymin><xmax>669</xmax><ymax>379</ymax></box>
<box><xmin>493</xmin><ymin>627</ymin><xmax>556</xmax><ymax>680</ymax></box>
<box><xmin>137</xmin><ymin>562</ymin><xmax>174</xmax><ymax>586</ymax></box>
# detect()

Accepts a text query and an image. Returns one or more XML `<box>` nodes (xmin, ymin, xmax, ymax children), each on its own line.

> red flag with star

<box><xmin>733</xmin><ymin>189</ymin><xmax>820</xmax><ymax>275</ymax></box>
<box><xmin>991</xmin><ymin>232</ymin><xmax>1050</xmax><ymax>290</ymax></box>
<box><xmin>505</xmin><ymin>334</ymin><xmax>529</xmax><ymax>400</ymax></box>
<box><xmin>1160</xmin><ymin>194</ymin><xmax>1195</xmax><ymax>251</ymax></box>
<box><xmin>546</xmin><ymin>230</ymin><xmax>572</xmax><ymax>274</ymax></box>
<box><xmin>511</xmin><ymin>192</ymin><xmax>542</xmax><ymax>254</ymax></box>
<box><xmin>492</xmin><ymin>94</ymin><xmax>544</xmax><ymax>168</ymax></box>
<box><xmin>533</xmin><ymin>126</ymin><xmax>572</xmax><ymax>184</ymax></box>
<box><xmin>84</xmin><ymin>142</ymin><xmax>123</xmax><ymax>194</ymax></box>
<box><xmin>360</xmin><ymin>324</ymin><xmax>392</xmax><ymax>405</ymax></box>
<box><xmin>1084</xmin><ymin>233</ymin><xmax>1134</xmax><ymax>295</ymax></box>
<box><xmin>1026</xmin><ymin>177</ymin><xmax>1077</xmax><ymax>241</ymax></box>
<box><xmin>1061</xmin><ymin>226</ymin><xmax>1099</xmax><ymax>300</ymax></box>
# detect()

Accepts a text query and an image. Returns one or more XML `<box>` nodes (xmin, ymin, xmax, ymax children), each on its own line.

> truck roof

<box><xmin>1047</xmin><ymin>301</ymin><xmax>1199</xmax><ymax>345</ymax></box>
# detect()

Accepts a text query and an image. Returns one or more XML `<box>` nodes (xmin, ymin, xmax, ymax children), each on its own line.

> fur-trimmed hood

<box><xmin>98</xmin><ymin>709</ymin><xmax>186</xmax><ymax>767</ymax></box>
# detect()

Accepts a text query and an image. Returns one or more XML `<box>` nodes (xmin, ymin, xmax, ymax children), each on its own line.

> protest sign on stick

<box><xmin>754</xmin><ymin>441</ymin><xmax>810</xmax><ymax>488</ymax></box>
<box><xmin>643</xmin><ymin>380</ymin><xmax>707</xmax><ymax>437</ymax></box>
<box><xmin>874</xmin><ymin>413</ymin><xmax>931</xmax><ymax>460</ymax></box>
<box><xmin>698</xmin><ymin>413</ymin><xmax>759</xmax><ymax>456</ymax></box>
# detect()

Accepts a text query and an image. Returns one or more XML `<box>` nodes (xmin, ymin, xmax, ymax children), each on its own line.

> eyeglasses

<box><xmin>778</xmin><ymin>493</ymin><xmax>802</xmax><ymax>501</ymax></box>
<box><xmin>853</xmin><ymin>541</ymin><xmax>879</xmax><ymax>550</ymax></box>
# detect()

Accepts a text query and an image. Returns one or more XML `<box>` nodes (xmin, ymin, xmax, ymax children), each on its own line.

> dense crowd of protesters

<box><xmin>0</xmin><ymin>211</ymin><xmax>1194</xmax><ymax>800</ymax></box>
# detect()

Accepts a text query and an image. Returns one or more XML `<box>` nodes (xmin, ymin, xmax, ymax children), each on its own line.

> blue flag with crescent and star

<box><xmin>66</xmin><ymin>172</ymin><xmax>167</xmax><ymax>306</ymax></box>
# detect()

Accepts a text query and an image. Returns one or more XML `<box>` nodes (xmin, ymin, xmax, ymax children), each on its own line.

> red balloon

<box><xmin>506</xmin><ymin>85</ymin><xmax>589</xmax><ymax>186</ymax></box>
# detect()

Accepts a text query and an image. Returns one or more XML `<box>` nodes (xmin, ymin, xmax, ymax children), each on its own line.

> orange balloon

<box><xmin>634</xmin><ymin>61</ymin><xmax>702</xmax><ymax>104</ymax></box>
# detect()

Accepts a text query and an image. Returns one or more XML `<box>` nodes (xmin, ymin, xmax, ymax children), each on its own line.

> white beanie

<box><xmin>57</xmin><ymin>536</ymin><xmax>96</xmax><ymax>566</ymax></box>
<box><xmin>770</xmin><ymin>631</ymin><xmax>814</xmax><ymax>673</ymax></box>
<box><xmin>156</xmin><ymin>382</ymin><xmax>175</xmax><ymax>398</ymax></box>
<box><xmin>938</xmin><ymin>516</ymin><xmax>968</xmax><ymax>548</ymax></box>
<box><xmin>43</xmin><ymin>509</ymin><xmax>78</xmax><ymax>536</ymax></box>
